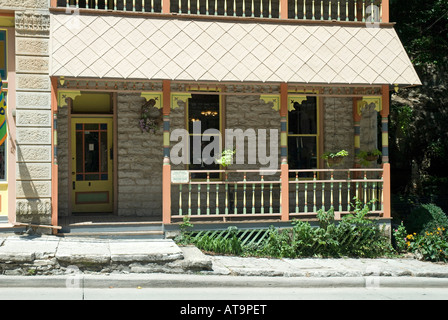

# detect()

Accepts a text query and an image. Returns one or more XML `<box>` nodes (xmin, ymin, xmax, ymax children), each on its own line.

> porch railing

<box><xmin>288</xmin><ymin>168</ymin><xmax>384</xmax><ymax>217</ymax></box>
<box><xmin>170</xmin><ymin>167</ymin><xmax>385</xmax><ymax>221</ymax></box>
<box><xmin>171</xmin><ymin>169</ymin><xmax>282</xmax><ymax>219</ymax></box>
<box><xmin>53</xmin><ymin>0</ymin><xmax>386</xmax><ymax>22</ymax></box>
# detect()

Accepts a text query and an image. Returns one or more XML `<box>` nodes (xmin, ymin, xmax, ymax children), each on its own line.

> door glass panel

<box><xmin>75</xmin><ymin>122</ymin><xmax>108</xmax><ymax>181</ymax></box>
<box><xmin>85</xmin><ymin>131</ymin><xmax>99</xmax><ymax>179</ymax></box>
<box><xmin>76</xmin><ymin>131</ymin><xmax>83</xmax><ymax>180</ymax></box>
<box><xmin>100</xmin><ymin>128</ymin><xmax>108</xmax><ymax>173</ymax></box>
<box><xmin>85</xmin><ymin>123</ymin><xmax>99</xmax><ymax>130</ymax></box>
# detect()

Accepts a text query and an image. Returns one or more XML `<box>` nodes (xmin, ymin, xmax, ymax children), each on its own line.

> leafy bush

<box><xmin>191</xmin><ymin>226</ymin><xmax>243</xmax><ymax>256</ymax></box>
<box><xmin>393</xmin><ymin>221</ymin><xmax>408</xmax><ymax>253</ymax></box>
<box><xmin>407</xmin><ymin>203</ymin><xmax>448</xmax><ymax>235</ymax></box>
<box><xmin>178</xmin><ymin>200</ymin><xmax>394</xmax><ymax>259</ymax></box>
<box><xmin>250</xmin><ymin>201</ymin><xmax>392</xmax><ymax>259</ymax></box>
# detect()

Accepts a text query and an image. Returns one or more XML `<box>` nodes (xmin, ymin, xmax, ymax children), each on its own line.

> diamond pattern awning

<box><xmin>50</xmin><ymin>13</ymin><xmax>421</xmax><ymax>86</ymax></box>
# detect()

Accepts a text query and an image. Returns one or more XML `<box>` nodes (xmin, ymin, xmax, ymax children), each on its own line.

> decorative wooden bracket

<box><xmin>171</xmin><ymin>93</ymin><xmax>192</xmax><ymax>109</ymax></box>
<box><xmin>357</xmin><ymin>96</ymin><xmax>382</xmax><ymax>115</ymax></box>
<box><xmin>260</xmin><ymin>95</ymin><xmax>280</xmax><ymax>111</ymax></box>
<box><xmin>57</xmin><ymin>90</ymin><xmax>81</xmax><ymax>108</ymax></box>
<box><xmin>141</xmin><ymin>92</ymin><xmax>162</xmax><ymax>109</ymax></box>
<box><xmin>288</xmin><ymin>95</ymin><xmax>307</xmax><ymax>111</ymax></box>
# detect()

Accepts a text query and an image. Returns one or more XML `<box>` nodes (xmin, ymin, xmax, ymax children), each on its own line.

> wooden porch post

<box><xmin>162</xmin><ymin>0</ymin><xmax>170</xmax><ymax>13</ymax></box>
<box><xmin>381</xmin><ymin>85</ymin><xmax>391</xmax><ymax>218</ymax></box>
<box><xmin>280</xmin><ymin>0</ymin><xmax>288</xmax><ymax>19</ymax></box>
<box><xmin>162</xmin><ymin>80</ymin><xmax>172</xmax><ymax>224</ymax></box>
<box><xmin>382</xmin><ymin>0</ymin><xmax>389</xmax><ymax>23</ymax></box>
<box><xmin>381</xmin><ymin>85</ymin><xmax>389</xmax><ymax>164</ymax></box>
<box><xmin>353</xmin><ymin>97</ymin><xmax>361</xmax><ymax>166</ymax></box>
<box><xmin>280</xmin><ymin>83</ymin><xmax>289</xmax><ymax>221</ymax></box>
<box><xmin>50</xmin><ymin>77</ymin><xmax>58</xmax><ymax>234</ymax></box>
<box><xmin>383</xmin><ymin>162</ymin><xmax>391</xmax><ymax>218</ymax></box>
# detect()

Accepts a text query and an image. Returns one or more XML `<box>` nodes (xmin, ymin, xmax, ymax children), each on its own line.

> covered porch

<box><xmin>52</xmin><ymin>78</ymin><xmax>392</xmax><ymax>229</ymax></box>
<box><xmin>48</xmin><ymin>9</ymin><xmax>420</xmax><ymax>233</ymax></box>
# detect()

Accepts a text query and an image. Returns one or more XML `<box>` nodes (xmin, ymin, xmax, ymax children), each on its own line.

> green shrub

<box><xmin>179</xmin><ymin>200</ymin><xmax>394</xmax><ymax>259</ymax></box>
<box><xmin>407</xmin><ymin>203</ymin><xmax>448</xmax><ymax>235</ymax></box>
<box><xmin>393</xmin><ymin>221</ymin><xmax>408</xmax><ymax>253</ymax></box>
<box><xmin>192</xmin><ymin>226</ymin><xmax>243</xmax><ymax>256</ymax></box>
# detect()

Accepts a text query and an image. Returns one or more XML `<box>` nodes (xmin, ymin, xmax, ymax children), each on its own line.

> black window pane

<box><xmin>288</xmin><ymin>97</ymin><xmax>317</xmax><ymax>135</ymax></box>
<box><xmin>288</xmin><ymin>136</ymin><xmax>317</xmax><ymax>177</ymax></box>
<box><xmin>188</xmin><ymin>94</ymin><xmax>220</xmax><ymax>134</ymax></box>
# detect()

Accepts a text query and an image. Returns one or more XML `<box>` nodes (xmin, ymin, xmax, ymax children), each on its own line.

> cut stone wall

<box><xmin>322</xmin><ymin>97</ymin><xmax>355</xmax><ymax>169</ymax></box>
<box><xmin>117</xmin><ymin>93</ymin><xmax>163</xmax><ymax>217</ymax></box>
<box><xmin>14</xmin><ymin>9</ymin><xmax>52</xmax><ymax>226</ymax></box>
<box><xmin>56</xmin><ymin>106</ymin><xmax>69</xmax><ymax>217</ymax></box>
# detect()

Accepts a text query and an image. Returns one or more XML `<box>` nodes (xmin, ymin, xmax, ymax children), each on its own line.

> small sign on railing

<box><xmin>171</xmin><ymin>170</ymin><xmax>189</xmax><ymax>183</ymax></box>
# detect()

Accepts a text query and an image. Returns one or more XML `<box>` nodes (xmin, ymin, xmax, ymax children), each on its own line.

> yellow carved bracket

<box><xmin>260</xmin><ymin>95</ymin><xmax>280</xmax><ymax>111</ymax></box>
<box><xmin>58</xmin><ymin>90</ymin><xmax>81</xmax><ymax>108</ymax></box>
<box><xmin>288</xmin><ymin>95</ymin><xmax>307</xmax><ymax>111</ymax></box>
<box><xmin>171</xmin><ymin>93</ymin><xmax>192</xmax><ymax>110</ymax></box>
<box><xmin>357</xmin><ymin>96</ymin><xmax>382</xmax><ymax>115</ymax></box>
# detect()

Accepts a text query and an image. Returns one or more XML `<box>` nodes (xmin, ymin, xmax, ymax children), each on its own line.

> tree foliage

<box><xmin>389</xmin><ymin>0</ymin><xmax>448</xmax><ymax>212</ymax></box>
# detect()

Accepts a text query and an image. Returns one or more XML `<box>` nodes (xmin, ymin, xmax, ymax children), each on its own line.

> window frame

<box><xmin>0</xmin><ymin>28</ymin><xmax>7</xmax><ymax>183</ymax></box>
<box><xmin>287</xmin><ymin>94</ymin><xmax>322</xmax><ymax>179</ymax></box>
<box><xmin>185</xmin><ymin>91</ymin><xmax>223</xmax><ymax>181</ymax></box>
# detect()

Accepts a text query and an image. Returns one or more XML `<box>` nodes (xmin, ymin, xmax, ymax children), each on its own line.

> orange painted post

<box><xmin>280</xmin><ymin>83</ymin><xmax>289</xmax><ymax>221</ymax></box>
<box><xmin>162</xmin><ymin>0</ymin><xmax>170</xmax><ymax>13</ymax></box>
<box><xmin>50</xmin><ymin>0</ymin><xmax>57</xmax><ymax>7</ymax></box>
<box><xmin>50</xmin><ymin>77</ymin><xmax>58</xmax><ymax>234</ymax></box>
<box><xmin>280</xmin><ymin>0</ymin><xmax>288</xmax><ymax>19</ymax></box>
<box><xmin>381</xmin><ymin>85</ymin><xmax>390</xmax><ymax>164</ymax></box>
<box><xmin>382</xmin><ymin>162</ymin><xmax>391</xmax><ymax>218</ymax></box>
<box><xmin>163</xmin><ymin>157</ymin><xmax>172</xmax><ymax>224</ymax></box>
<box><xmin>382</xmin><ymin>0</ymin><xmax>389</xmax><ymax>22</ymax></box>
<box><xmin>162</xmin><ymin>80</ymin><xmax>172</xmax><ymax>224</ymax></box>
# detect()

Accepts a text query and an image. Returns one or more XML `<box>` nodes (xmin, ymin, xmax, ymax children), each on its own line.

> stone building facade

<box><xmin>0</xmin><ymin>3</ymin><xmax>52</xmax><ymax>226</ymax></box>
<box><xmin>0</xmin><ymin>0</ymin><xmax>420</xmax><ymax>233</ymax></box>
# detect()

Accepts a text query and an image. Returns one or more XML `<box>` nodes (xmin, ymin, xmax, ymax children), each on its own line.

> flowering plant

<box><xmin>393</xmin><ymin>222</ymin><xmax>448</xmax><ymax>262</ymax></box>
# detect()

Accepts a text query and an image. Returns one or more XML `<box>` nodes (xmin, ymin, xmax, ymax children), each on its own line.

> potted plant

<box><xmin>356</xmin><ymin>149</ymin><xmax>382</xmax><ymax>166</ymax></box>
<box><xmin>215</xmin><ymin>149</ymin><xmax>235</xmax><ymax>167</ymax></box>
<box><xmin>322</xmin><ymin>149</ymin><xmax>349</xmax><ymax>167</ymax></box>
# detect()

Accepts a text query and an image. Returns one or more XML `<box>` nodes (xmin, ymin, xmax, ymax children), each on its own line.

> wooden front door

<box><xmin>71</xmin><ymin>117</ymin><xmax>113</xmax><ymax>213</ymax></box>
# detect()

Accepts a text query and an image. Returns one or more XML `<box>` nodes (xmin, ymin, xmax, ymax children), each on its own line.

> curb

<box><xmin>1</xmin><ymin>274</ymin><xmax>448</xmax><ymax>289</ymax></box>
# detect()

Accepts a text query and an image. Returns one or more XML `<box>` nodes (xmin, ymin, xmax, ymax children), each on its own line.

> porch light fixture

<box><xmin>201</xmin><ymin>111</ymin><xmax>218</xmax><ymax>117</ymax></box>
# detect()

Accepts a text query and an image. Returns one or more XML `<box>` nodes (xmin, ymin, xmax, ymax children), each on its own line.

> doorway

<box><xmin>70</xmin><ymin>117</ymin><xmax>113</xmax><ymax>213</ymax></box>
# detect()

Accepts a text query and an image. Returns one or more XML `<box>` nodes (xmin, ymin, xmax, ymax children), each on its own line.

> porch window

<box><xmin>187</xmin><ymin>94</ymin><xmax>221</xmax><ymax>179</ymax></box>
<box><xmin>288</xmin><ymin>96</ymin><xmax>318</xmax><ymax>177</ymax></box>
<box><xmin>0</xmin><ymin>29</ymin><xmax>6</xmax><ymax>181</ymax></box>
<box><xmin>0</xmin><ymin>142</ymin><xmax>5</xmax><ymax>181</ymax></box>
<box><xmin>0</xmin><ymin>30</ymin><xmax>6</xmax><ymax>80</ymax></box>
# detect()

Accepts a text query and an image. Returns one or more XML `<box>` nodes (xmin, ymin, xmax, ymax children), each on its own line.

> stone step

<box><xmin>0</xmin><ymin>236</ymin><xmax>212</xmax><ymax>275</ymax></box>
<box><xmin>59</xmin><ymin>221</ymin><xmax>165</xmax><ymax>239</ymax></box>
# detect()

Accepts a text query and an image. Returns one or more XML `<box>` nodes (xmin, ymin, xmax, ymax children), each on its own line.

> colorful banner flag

<box><xmin>0</xmin><ymin>79</ymin><xmax>6</xmax><ymax>146</ymax></box>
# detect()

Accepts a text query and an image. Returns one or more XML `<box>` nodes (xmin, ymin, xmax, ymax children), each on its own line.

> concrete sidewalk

<box><xmin>0</xmin><ymin>235</ymin><xmax>447</xmax><ymax>288</ymax></box>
